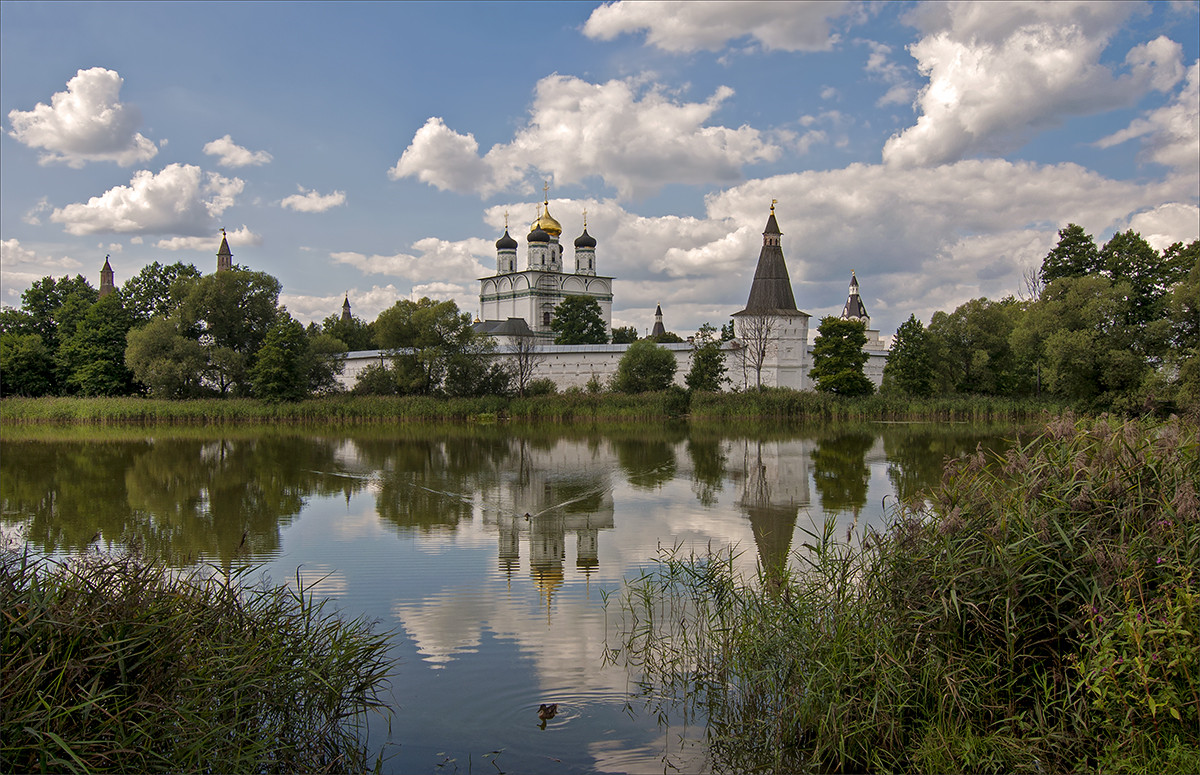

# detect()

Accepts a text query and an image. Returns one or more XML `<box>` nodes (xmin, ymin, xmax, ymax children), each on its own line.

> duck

<box><xmin>537</xmin><ymin>703</ymin><xmax>558</xmax><ymax>721</ymax></box>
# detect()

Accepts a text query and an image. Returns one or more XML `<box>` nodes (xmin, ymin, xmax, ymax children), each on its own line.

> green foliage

<box><xmin>524</xmin><ymin>378</ymin><xmax>558</xmax><ymax>396</ymax></box>
<box><xmin>120</xmin><ymin>261</ymin><xmax>201</xmax><ymax>323</ymax></box>
<box><xmin>15</xmin><ymin>274</ymin><xmax>98</xmax><ymax>351</ymax></box>
<box><xmin>612</xmin><ymin>339</ymin><xmax>677</xmax><ymax>393</ymax></box>
<box><xmin>250</xmin><ymin>313</ymin><xmax>310</xmax><ymax>402</ymax></box>
<box><xmin>650</xmin><ymin>331</ymin><xmax>685</xmax><ymax>343</ymax></box>
<box><xmin>124</xmin><ymin>318</ymin><xmax>209</xmax><ymax>398</ymax></box>
<box><xmin>1041</xmin><ymin>223</ymin><xmax>1102</xmax><ymax>284</ymax></box>
<box><xmin>611</xmin><ymin>325</ymin><xmax>638</xmax><ymax>344</ymax></box>
<box><xmin>1</xmin><ymin>551</ymin><xmax>392</xmax><ymax>774</ymax></box>
<box><xmin>719</xmin><ymin>320</ymin><xmax>736</xmax><ymax>342</ymax></box>
<box><xmin>810</xmin><ymin>316</ymin><xmax>874</xmax><ymax>397</ymax></box>
<box><xmin>0</xmin><ymin>333</ymin><xmax>55</xmax><ymax>397</ymax></box>
<box><xmin>613</xmin><ymin>414</ymin><xmax>1200</xmax><ymax>773</ymax></box>
<box><xmin>58</xmin><ymin>292</ymin><xmax>136</xmax><ymax>396</ymax></box>
<box><xmin>927</xmin><ymin>297</ymin><xmax>1021</xmax><ymax>396</ymax></box>
<box><xmin>685</xmin><ymin>324</ymin><xmax>727</xmax><ymax>393</ymax></box>
<box><xmin>374</xmin><ymin>297</ymin><xmax>486</xmax><ymax>395</ymax></box>
<box><xmin>1101</xmin><ymin>229</ymin><xmax>1166</xmax><ymax>328</ymax></box>
<box><xmin>321</xmin><ymin>313</ymin><xmax>375</xmax><ymax>351</ymax></box>
<box><xmin>350</xmin><ymin>362</ymin><xmax>399</xmax><ymax>396</ymax></box>
<box><xmin>882</xmin><ymin>314</ymin><xmax>933</xmax><ymax>397</ymax></box>
<box><xmin>550</xmin><ymin>296</ymin><xmax>608</xmax><ymax>344</ymax></box>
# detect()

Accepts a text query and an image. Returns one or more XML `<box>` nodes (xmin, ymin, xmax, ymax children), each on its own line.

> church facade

<box><xmin>477</xmin><ymin>195</ymin><xmax>613</xmax><ymax>338</ymax></box>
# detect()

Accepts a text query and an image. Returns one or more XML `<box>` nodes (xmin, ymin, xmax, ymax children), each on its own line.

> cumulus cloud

<box><xmin>332</xmin><ymin>237</ymin><xmax>491</xmax><ymax>284</ymax></box>
<box><xmin>280</xmin><ymin>186</ymin><xmax>347</xmax><ymax>213</ymax></box>
<box><xmin>1095</xmin><ymin>60</ymin><xmax>1200</xmax><ymax>171</ymax></box>
<box><xmin>1127</xmin><ymin>202</ymin><xmax>1200</xmax><ymax>251</ymax></box>
<box><xmin>279</xmin><ymin>284</ymin><xmax>403</xmax><ymax>325</ymax></box>
<box><xmin>7</xmin><ymin>67</ymin><xmax>158</xmax><ymax>168</ymax></box>
<box><xmin>202</xmin><ymin>134</ymin><xmax>273</xmax><ymax>167</ymax></box>
<box><xmin>582</xmin><ymin>0</ymin><xmax>852</xmax><ymax>53</ymax></box>
<box><xmin>884</xmin><ymin>4</ymin><xmax>1185</xmax><ymax>167</ymax></box>
<box><xmin>392</xmin><ymin>76</ymin><xmax>779</xmax><ymax>199</ymax></box>
<box><xmin>49</xmin><ymin>164</ymin><xmax>244</xmax><ymax>236</ymax></box>
<box><xmin>155</xmin><ymin>225</ymin><xmax>262</xmax><ymax>252</ymax></box>
<box><xmin>1</xmin><ymin>239</ymin><xmax>86</xmax><ymax>301</ymax></box>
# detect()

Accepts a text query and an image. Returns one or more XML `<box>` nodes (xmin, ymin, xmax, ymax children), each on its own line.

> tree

<box><xmin>1164</xmin><ymin>253</ymin><xmax>1200</xmax><ymax>405</ymax></box>
<box><xmin>250</xmin><ymin>313</ymin><xmax>309</xmax><ymax>402</ymax></box>
<box><xmin>612</xmin><ymin>339</ymin><xmax>677</xmax><ymax>393</ymax></box>
<box><xmin>0</xmin><ymin>333</ymin><xmax>55</xmax><ymax>396</ymax></box>
<box><xmin>304</xmin><ymin>330</ymin><xmax>348</xmax><ymax>395</ymax></box>
<box><xmin>926</xmin><ymin>298</ymin><xmax>1022</xmax><ymax>395</ymax></box>
<box><xmin>611</xmin><ymin>325</ymin><xmax>638</xmax><ymax>344</ymax></box>
<box><xmin>1041</xmin><ymin>223</ymin><xmax>1101</xmax><ymax>284</ymax></box>
<box><xmin>374</xmin><ymin>297</ymin><xmax>489</xmax><ymax>395</ymax></box>
<box><xmin>1100</xmin><ymin>229</ymin><xmax>1162</xmax><ymax>328</ymax></box>
<box><xmin>58</xmin><ymin>292</ymin><xmax>136</xmax><ymax>396</ymax></box>
<box><xmin>735</xmin><ymin>314</ymin><xmax>777</xmax><ymax>389</ymax></box>
<box><xmin>650</xmin><ymin>331</ymin><xmax>684</xmax><ymax>343</ymax></box>
<box><xmin>16</xmin><ymin>274</ymin><xmax>98</xmax><ymax>351</ymax></box>
<box><xmin>507</xmin><ymin>333</ymin><xmax>545</xmax><ymax>396</ymax></box>
<box><xmin>176</xmin><ymin>269</ymin><xmax>283</xmax><ymax>394</ymax></box>
<box><xmin>121</xmin><ymin>261</ymin><xmax>201</xmax><ymax>323</ymax></box>
<box><xmin>124</xmin><ymin>318</ymin><xmax>208</xmax><ymax>398</ymax></box>
<box><xmin>685</xmin><ymin>323</ymin><xmax>726</xmax><ymax>392</ymax></box>
<box><xmin>810</xmin><ymin>316</ymin><xmax>874</xmax><ymax>397</ymax></box>
<box><xmin>321</xmin><ymin>312</ymin><xmax>375</xmax><ymax>351</ymax></box>
<box><xmin>550</xmin><ymin>296</ymin><xmax>607</xmax><ymax>344</ymax></box>
<box><xmin>882</xmin><ymin>315</ymin><xmax>934</xmax><ymax>397</ymax></box>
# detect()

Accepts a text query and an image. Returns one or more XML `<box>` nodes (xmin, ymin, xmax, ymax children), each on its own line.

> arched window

<box><xmin>543</xmin><ymin>311</ymin><xmax>551</xmax><ymax>327</ymax></box>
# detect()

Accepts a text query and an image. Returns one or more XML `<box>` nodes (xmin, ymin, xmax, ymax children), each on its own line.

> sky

<box><xmin>2</xmin><ymin>1</ymin><xmax>1197</xmax><ymax>340</ymax></box>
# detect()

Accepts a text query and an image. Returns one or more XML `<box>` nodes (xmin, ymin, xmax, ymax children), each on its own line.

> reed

<box><xmin>1</xmin><ymin>550</ymin><xmax>392</xmax><ymax>774</ymax></box>
<box><xmin>611</xmin><ymin>412</ymin><xmax>1200</xmax><ymax>773</ymax></box>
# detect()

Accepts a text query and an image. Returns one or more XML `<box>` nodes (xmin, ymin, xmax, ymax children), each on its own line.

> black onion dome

<box><xmin>574</xmin><ymin>228</ymin><xmax>596</xmax><ymax>249</ymax></box>
<box><xmin>496</xmin><ymin>229</ymin><xmax>518</xmax><ymax>250</ymax></box>
<box><xmin>528</xmin><ymin>226</ymin><xmax>550</xmax><ymax>243</ymax></box>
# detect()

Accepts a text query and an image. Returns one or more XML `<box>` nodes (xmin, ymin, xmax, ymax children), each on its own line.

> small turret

<box><xmin>341</xmin><ymin>295</ymin><xmax>352</xmax><ymax>323</ymax></box>
<box><xmin>216</xmin><ymin>228</ymin><xmax>233</xmax><ymax>272</ymax></box>
<box><xmin>651</xmin><ymin>304</ymin><xmax>666</xmax><ymax>338</ymax></box>
<box><xmin>840</xmin><ymin>271</ymin><xmax>870</xmax><ymax>325</ymax></box>
<box><xmin>574</xmin><ymin>210</ymin><xmax>597</xmax><ymax>275</ymax></box>
<box><xmin>99</xmin><ymin>256</ymin><xmax>115</xmax><ymax>298</ymax></box>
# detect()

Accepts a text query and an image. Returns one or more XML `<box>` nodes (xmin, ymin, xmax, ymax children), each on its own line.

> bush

<box><xmin>525</xmin><ymin>377</ymin><xmax>558</xmax><ymax>396</ymax></box>
<box><xmin>612</xmin><ymin>339</ymin><xmax>677</xmax><ymax>393</ymax></box>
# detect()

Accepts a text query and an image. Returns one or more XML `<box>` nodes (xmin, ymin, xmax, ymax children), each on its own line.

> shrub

<box><xmin>524</xmin><ymin>378</ymin><xmax>558</xmax><ymax>396</ymax></box>
<box><xmin>612</xmin><ymin>339</ymin><xmax>676</xmax><ymax>393</ymax></box>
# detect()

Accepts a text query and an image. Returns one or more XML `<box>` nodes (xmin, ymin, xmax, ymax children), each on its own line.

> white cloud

<box><xmin>202</xmin><ymin>134</ymin><xmax>273</xmax><ymax>167</ymax></box>
<box><xmin>155</xmin><ymin>225</ymin><xmax>262</xmax><ymax>251</ymax></box>
<box><xmin>22</xmin><ymin>197</ymin><xmax>51</xmax><ymax>226</ymax></box>
<box><xmin>392</xmin><ymin>75</ymin><xmax>779</xmax><ymax>199</ymax></box>
<box><xmin>1127</xmin><ymin>202</ymin><xmax>1200</xmax><ymax>251</ymax></box>
<box><xmin>582</xmin><ymin>0</ymin><xmax>852</xmax><ymax>53</ymax></box>
<box><xmin>331</xmin><ymin>237</ymin><xmax>491</xmax><ymax>283</ymax></box>
<box><xmin>280</xmin><ymin>186</ymin><xmax>347</xmax><ymax>213</ymax></box>
<box><xmin>884</xmin><ymin>4</ymin><xmax>1185</xmax><ymax>167</ymax></box>
<box><xmin>7</xmin><ymin>67</ymin><xmax>158</xmax><ymax>168</ymax></box>
<box><xmin>1</xmin><ymin>239</ymin><xmax>85</xmax><ymax>302</ymax></box>
<box><xmin>1095</xmin><ymin>60</ymin><xmax>1200</xmax><ymax>171</ymax></box>
<box><xmin>280</xmin><ymin>284</ymin><xmax>401</xmax><ymax>325</ymax></box>
<box><xmin>49</xmin><ymin>164</ymin><xmax>244</xmax><ymax>236</ymax></box>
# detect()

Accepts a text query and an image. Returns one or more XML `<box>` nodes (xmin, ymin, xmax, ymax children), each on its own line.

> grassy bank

<box><xmin>1</xmin><ymin>552</ymin><xmax>392</xmax><ymax>774</ymax></box>
<box><xmin>0</xmin><ymin>390</ymin><xmax>1063</xmax><ymax>425</ymax></box>
<box><xmin>613</xmin><ymin>413</ymin><xmax>1199</xmax><ymax>773</ymax></box>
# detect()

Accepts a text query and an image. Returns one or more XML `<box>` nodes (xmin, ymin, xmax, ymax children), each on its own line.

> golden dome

<box><xmin>531</xmin><ymin>202</ymin><xmax>562</xmax><ymax>237</ymax></box>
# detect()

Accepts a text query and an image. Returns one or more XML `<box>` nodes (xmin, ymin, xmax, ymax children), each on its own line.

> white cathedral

<box><xmin>339</xmin><ymin>200</ymin><xmax>889</xmax><ymax>391</ymax></box>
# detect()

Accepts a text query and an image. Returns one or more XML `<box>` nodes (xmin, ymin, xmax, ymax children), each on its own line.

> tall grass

<box><xmin>1</xmin><ymin>550</ymin><xmax>392</xmax><ymax>774</ymax></box>
<box><xmin>1</xmin><ymin>390</ymin><xmax>1060</xmax><ymax>426</ymax></box>
<box><xmin>611</xmin><ymin>412</ymin><xmax>1200</xmax><ymax>773</ymax></box>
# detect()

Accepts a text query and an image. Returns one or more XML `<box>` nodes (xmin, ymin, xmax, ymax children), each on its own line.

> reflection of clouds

<box><xmin>293</xmin><ymin>564</ymin><xmax>349</xmax><ymax>598</ymax></box>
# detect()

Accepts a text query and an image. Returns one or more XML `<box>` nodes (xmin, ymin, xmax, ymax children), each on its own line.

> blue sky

<box><xmin>2</xmin><ymin>1</ymin><xmax>1197</xmax><ymax>339</ymax></box>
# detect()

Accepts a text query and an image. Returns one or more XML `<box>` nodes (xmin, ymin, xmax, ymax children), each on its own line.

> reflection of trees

<box><xmin>1</xmin><ymin>437</ymin><xmax>362</xmax><ymax>565</ymax></box>
<box><xmin>811</xmin><ymin>433</ymin><xmax>874</xmax><ymax>515</ymax></box>
<box><xmin>687</xmin><ymin>438</ymin><xmax>726</xmax><ymax>506</ymax></box>
<box><xmin>881</xmin><ymin>428</ymin><xmax>1015</xmax><ymax>505</ymax></box>
<box><xmin>612</xmin><ymin>439</ymin><xmax>678</xmax><ymax>490</ymax></box>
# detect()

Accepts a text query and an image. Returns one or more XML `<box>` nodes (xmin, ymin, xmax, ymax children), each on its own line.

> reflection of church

<box><xmin>481</xmin><ymin>440</ymin><xmax>615</xmax><ymax>607</ymax></box>
<box><xmin>729</xmin><ymin>439</ymin><xmax>815</xmax><ymax>578</ymax></box>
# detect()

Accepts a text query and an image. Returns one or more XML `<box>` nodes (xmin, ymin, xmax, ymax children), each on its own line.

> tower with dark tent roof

<box><xmin>731</xmin><ymin>202</ymin><xmax>811</xmax><ymax>389</ymax></box>
<box><xmin>479</xmin><ymin>187</ymin><xmax>613</xmax><ymax>338</ymax></box>
<box><xmin>98</xmin><ymin>256</ymin><xmax>115</xmax><ymax>298</ymax></box>
<box><xmin>216</xmin><ymin>229</ymin><xmax>233</xmax><ymax>272</ymax></box>
<box><xmin>840</xmin><ymin>271</ymin><xmax>869</xmax><ymax>326</ymax></box>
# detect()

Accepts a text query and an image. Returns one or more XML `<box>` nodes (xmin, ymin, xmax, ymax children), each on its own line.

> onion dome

<box><xmin>496</xmin><ymin>229</ymin><xmax>518</xmax><ymax>250</ymax></box>
<box><xmin>574</xmin><ymin>228</ymin><xmax>596</xmax><ymax>249</ymax></box>
<box><xmin>532</xmin><ymin>204</ymin><xmax>562</xmax><ymax>237</ymax></box>
<box><xmin>528</xmin><ymin>225</ymin><xmax>550</xmax><ymax>243</ymax></box>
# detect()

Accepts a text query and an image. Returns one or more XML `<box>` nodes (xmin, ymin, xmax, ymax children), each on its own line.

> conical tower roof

<box><xmin>733</xmin><ymin>205</ymin><xmax>806</xmax><ymax>317</ymax></box>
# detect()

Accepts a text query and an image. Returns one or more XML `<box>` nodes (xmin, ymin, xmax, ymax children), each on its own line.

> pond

<box><xmin>1</xmin><ymin>421</ymin><xmax>1020</xmax><ymax>773</ymax></box>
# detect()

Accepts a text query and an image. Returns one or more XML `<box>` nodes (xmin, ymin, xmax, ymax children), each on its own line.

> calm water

<box><xmin>1</xmin><ymin>421</ymin><xmax>1018</xmax><ymax>773</ymax></box>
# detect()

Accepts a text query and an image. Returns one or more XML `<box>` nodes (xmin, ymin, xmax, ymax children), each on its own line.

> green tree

<box><xmin>650</xmin><ymin>331</ymin><xmax>684</xmax><ymax>343</ymax></box>
<box><xmin>321</xmin><ymin>312</ymin><xmax>375</xmax><ymax>351</ymax></box>
<box><xmin>926</xmin><ymin>298</ymin><xmax>1022</xmax><ymax>395</ymax></box>
<box><xmin>1041</xmin><ymin>223</ymin><xmax>1101</xmax><ymax>284</ymax></box>
<box><xmin>611</xmin><ymin>325</ymin><xmax>639</xmax><ymax>344</ymax></box>
<box><xmin>177</xmin><ymin>269</ymin><xmax>283</xmax><ymax>394</ymax></box>
<box><xmin>1162</xmin><ymin>253</ymin><xmax>1199</xmax><ymax>406</ymax></box>
<box><xmin>882</xmin><ymin>314</ymin><xmax>934</xmax><ymax>397</ymax></box>
<box><xmin>810</xmin><ymin>317</ymin><xmax>874</xmax><ymax>397</ymax></box>
<box><xmin>15</xmin><ymin>275</ymin><xmax>98</xmax><ymax>352</ymax></box>
<box><xmin>685</xmin><ymin>323</ymin><xmax>726</xmax><ymax>392</ymax></box>
<box><xmin>124</xmin><ymin>318</ymin><xmax>209</xmax><ymax>398</ymax></box>
<box><xmin>1100</xmin><ymin>229</ymin><xmax>1162</xmax><ymax>328</ymax></box>
<box><xmin>374</xmin><ymin>297</ymin><xmax>489</xmax><ymax>395</ymax></box>
<box><xmin>304</xmin><ymin>330</ymin><xmax>348</xmax><ymax>395</ymax></box>
<box><xmin>121</xmin><ymin>261</ymin><xmax>201</xmax><ymax>323</ymax></box>
<box><xmin>550</xmin><ymin>296</ymin><xmax>607</xmax><ymax>344</ymax></box>
<box><xmin>250</xmin><ymin>313</ymin><xmax>309</xmax><ymax>402</ymax></box>
<box><xmin>58</xmin><ymin>292</ymin><xmax>136</xmax><ymax>396</ymax></box>
<box><xmin>612</xmin><ymin>339</ymin><xmax>677</xmax><ymax>393</ymax></box>
<box><xmin>0</xmin><ymin>333</ymin><xmax>55</xmax><ymax>396</ymax></box>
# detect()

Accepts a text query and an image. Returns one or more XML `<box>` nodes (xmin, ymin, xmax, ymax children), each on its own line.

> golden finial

<box><xmin>504</xmin><ymin>210</ymin><xmax>509</xmax><ymax>230</ymax></box>
<box><xmin>543</xmin><ymin>180</ymin><xmax>550</xmax><ymax>204</ymax></box>
<box><xmin>770</xmin><ymin>199</ymin><xmax>777</xmax><ymax>211</ymax></box>
<box><xmin>582</xmin><ymin>208</ymin><xmax>588</xmax><ymax>228</ymax></box>
<box><xmin>220</xmin><ymin>227</ymin><xmax>226</xmax><ymax>237</ymax></box>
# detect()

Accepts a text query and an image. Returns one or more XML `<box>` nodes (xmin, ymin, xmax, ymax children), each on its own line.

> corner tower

<box><xmin>216</xmin><ymin>229</ymin><xmax>233</xmax><ymax>272</ymax></box>
<box><xmin>99</xmin><ymin>256</ymin><xmax>115</xmax><ymax>298</ymax></box>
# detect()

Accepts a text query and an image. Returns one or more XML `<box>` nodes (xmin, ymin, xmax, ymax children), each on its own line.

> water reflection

<box><xmin>1</xmin><ymin>421</ymin><xmax>1022</xmax><ymax>774</ymax></box>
